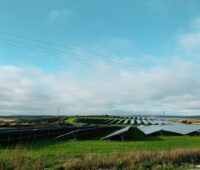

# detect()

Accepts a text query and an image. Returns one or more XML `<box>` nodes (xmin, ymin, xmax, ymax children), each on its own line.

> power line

<box><xmin>1</xmin><ymin>31</ymin><xmax>70</xmax><ymax>49</ymax></box>
<box><xmin>1</xmin><ymin>39</ymin><xmax>199</xmax><ymax>82</ymax></box>
<box><xmin>1</xmin><ymin>31</ymin><xmax>200</xmax><ymax>81</ymax></box>
<box><xmin>2</xmin><ymin>31</ymin><xmax>200</xmax><ymax>77</ymax></box>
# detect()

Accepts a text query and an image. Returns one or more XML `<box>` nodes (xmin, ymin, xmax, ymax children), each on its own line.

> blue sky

<box><xmin>1</xmin><ymin>0</ymin><xmax>200</xmax><ymax>69</ymax></box>
<box><xmin>1</xmin><ymin>0</ymin><xmax>200</xmax><ymax>115</ymax></box>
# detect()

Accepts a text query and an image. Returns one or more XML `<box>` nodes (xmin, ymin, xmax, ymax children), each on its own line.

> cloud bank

<box><xmin>1</xmin><ymin>17</ymin><xmax>200</xmax><ymax>116</ymax></box>
<box><xmin>0</xmin><ymin>60</ymin><xmax>200</xmax><ymax>116</ymax></box>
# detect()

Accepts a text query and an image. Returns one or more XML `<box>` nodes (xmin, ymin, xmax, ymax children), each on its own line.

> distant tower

<box><xmin>57</xmin><ymin>109</ymin><xmax>60</xmax><ymax>116</ymax></box>
<box><xmin>163</xmin><ymin>111</ymin><xmax>165</xmax><ymax>121</ymax></box>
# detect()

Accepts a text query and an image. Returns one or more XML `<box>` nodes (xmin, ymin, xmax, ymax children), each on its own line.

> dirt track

<box><xmin>0</xmin><ymin>118</ymin><xmax>16</xmax><ymax>122</ymax></box>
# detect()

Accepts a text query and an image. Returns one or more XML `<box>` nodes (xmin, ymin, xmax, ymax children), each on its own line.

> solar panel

<box><xmin>163</xmin><ymin>123</ymin><xmax>200</xmax><ymax>135</ymax></box>
<box><xmin>130</xmin><ymin>119</ymin><xmax>135</xmax><ymax>125</ymax></box>
<box><xmin>137</xmin><ymin>125</ymin><xmax>163</xmax><ymax>135</ymax></box>
<box><xmin>104</xmin><ymin>119</ymin><xmax>112</xmax><ymax>124</ymax></box>
<box><xmin>148</xmin><ymin>120</ymin><xmax>157</xmax><ymax>125</ymax></box>
<box><xmin>142</xmin><ymin>120</ymin><xmax>149</xmax><ymax>125</ymax></box>
<box><xmin>155</xmin><ymin>120</ymin><xmax>167</xmax><ymax>125</ymax></box>
<box><xmin>55</xmin><ymin>127</ymin><xmax>105</xmax><ymax>139</ymax></box>
<box><xmin>124</xmin><ymin>119</ymin><xmax>129</xmax><ymax>124</ymax></box>
<box><xmin>117</xmin><ymin>119</ymin><xmax>123</xmax><ymax>124</ymax></box>
<box><xmin>109</xmin><ymin>119</ymin><xmax>117</xmax><ymax>124</ymax></box>
<box><xmin>138</xmin><ymin>124</ymin><xmax>200</xmax><ymax>135</ymax></box>
<box><xmin>113</xmin><ymin>120</ymin><xmax>120</xmax><ymax>124</ymax></box>
<box><xmin>101</xmin><ymin>126</ymin><xmax>131</xmax><ymax>139</ymax></box>
<box><xmin>136</xmin><ymin>119</ymin><xmax>142</xmax><ymax>124</ymax></box>
<box><xmin>55</xmin><ymin>129</ymin><xmax>80</xmax><ymax>139</ymax></box>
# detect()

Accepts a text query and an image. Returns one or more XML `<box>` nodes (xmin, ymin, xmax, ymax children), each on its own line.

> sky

<box><xmin>1</xmin><ymin>0</ymin><xmax>200</xmax><ymax>116</ymax></box>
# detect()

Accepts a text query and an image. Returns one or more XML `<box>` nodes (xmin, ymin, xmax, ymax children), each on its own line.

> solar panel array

<box><xmin>101</xmin><ymin>126</ymin><xmax>131</xmax><ymax>139</ymax></box>
<box><xmin>76</xmin><ymin>116</ymin><xmax>173</xmax><ymax>127</ymax></box>
<box><xmin>101</xmin><ymin>117</ymin><xmax>171</xmax><ymax>125</ymax></box>
<box><xmin>138</xmin><ymin>123</ymin><xmax>200</xmax><ymax>135</ymax></box>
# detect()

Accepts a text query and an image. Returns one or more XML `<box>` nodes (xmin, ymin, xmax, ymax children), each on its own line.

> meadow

<box><xmin>0</xmin><ymin>116</ymin><xmax>200</xmax><ymax>169</ymax></box>
<box><xmin>2</xmin><ymin>136</ymin><xmax>200</xmax><ymax>156</ymax></box>
<box><xmin>0</xmin><ymin>136</ymin><xmax>199</xmax><ymax>169</ymax></box>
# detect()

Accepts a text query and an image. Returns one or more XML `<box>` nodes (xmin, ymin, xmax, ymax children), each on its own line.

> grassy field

<box><xmin>1</xmin><ymin>136</ymin><xmax>200</xmax><ymax>157</ymax></box>
<box><xmin>0</xmin><ymin>116</ymin><xmax>200</xmax><ymax>169</ymax></box>
<box><xmin>177</xmin><ymin>118</ymin><xmax>200</xmax><ymax>125</ymax></box>
<box><xmin>0</xmin><ymin>137</ymin><xmax>200</xmax><ymax>169</ymax></box>
<box><xmin>64</xmin><ymin>117</ymin><xmax>86</xmax><ymax>126</ymax></box>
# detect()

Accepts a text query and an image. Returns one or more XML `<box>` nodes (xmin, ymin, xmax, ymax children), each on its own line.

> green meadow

<box><xmin>0</xmin><ymin>136</ymin><xmax>200</xmax><ymax>170</ymax></box>
<box><xmin>1</xmin><ymin>136</ymin><xmax>200</xmax><ymax>157</ymax></box>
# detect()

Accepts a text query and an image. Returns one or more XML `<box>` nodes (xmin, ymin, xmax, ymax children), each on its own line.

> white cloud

<box><xmin>177</xmin><ymin>17</ymin><xmax>200</xmax><ymax>55</ymax></box>
<box><xmin>178</xmin><ymin>31</ymin><xmax>200</xmax><ymax>53</ymax></box>
<box><xmin>191</xmin><ymin>17</ymin><xmax>200</xmax><ymax>29</ymax></box>
<box><xmin>0</xmin><ymin>61</ymin><xmax>200</xmax><ymax>116</ymax></box>
<box><xmin>49</xmin><ymin>9</ymin><xmax>72</xmax><ymax>22</ymax></box>
<box><xmin>2</xmin><ymin>17</ymin><xmax>200</xmax><ymax>116</ymax></box>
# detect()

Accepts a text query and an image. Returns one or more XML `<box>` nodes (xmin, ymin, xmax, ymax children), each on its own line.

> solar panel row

<box><xmin>101</xmin><ymin>126</ymin><xmax>131</xmax><ymax>140</ymax></box>
<box><xmin>104</xmin><ymin>118</ymin><xmax>171</xmax><ymax>125</ymax></box>
<box><xmin>138</xmin><ymin>123</ymin><xmax>200</xmax><ymax>135</ymax></box>
<box><xmin>81</xmin><ymin>116</ymin><xmax>172</xmax><ymax>126</ymax></box>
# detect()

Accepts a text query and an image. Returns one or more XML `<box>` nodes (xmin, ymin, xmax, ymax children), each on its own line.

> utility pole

<box><xmin>57</xmin><ymin>109</ymin><xmax>60</xmax><ymax>116</ymax></box>
<box><xmin>163</xmin><ymin>111</ymin><xmax>165</xmax><ymax>121</ymax></box>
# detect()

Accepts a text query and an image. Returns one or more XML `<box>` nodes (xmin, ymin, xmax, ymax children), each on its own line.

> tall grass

<box><xmin>0</xmin><ymin>148</ymin><xmax>200</xmax><ymax>170</ymax></box>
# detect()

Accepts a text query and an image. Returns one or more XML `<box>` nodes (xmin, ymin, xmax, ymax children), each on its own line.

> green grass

<box><xmin>64</xmin><ymin>117</ymin><xmax>85</xmax><ymax>126</ymax></box>
<box><xmin>0</xmin><ymin>136</ymin><xmax>200</xmax><ymax>169</ymax></box>
<box><xmin>1</xmin><ymin>136</ymin><xmax>200</xmax><ymax>158</ymax></box>
<box><xmin>0</xmin><ymin>115</ymin><xmax>199</xmax><ymax>169</ymax></box>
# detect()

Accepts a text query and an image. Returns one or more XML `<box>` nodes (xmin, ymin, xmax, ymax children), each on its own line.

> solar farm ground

<box><xmin>2</xmin><ymin>136</ymin><xmax>200</xmax><ymax>156</ymax></box>
<box><xmin>1</xmin><ymin>115</ymin><xmax>200</xmax><ymax>169</ymax></box>
<box><xmin>1</xmin><ymin>136</ymin><xmax>200</xmax><ymax>169</ymax></box>
<box><xmin>64</xmin><ymin>116</ymin><xmax>161</xmax><ymax>127</ymax></box>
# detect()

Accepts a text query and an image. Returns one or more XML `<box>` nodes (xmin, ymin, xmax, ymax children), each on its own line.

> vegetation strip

<box><xmin>0</xmin><ymin>148</ymin><xmax>200</xmax><ymax>170</ymax></box>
